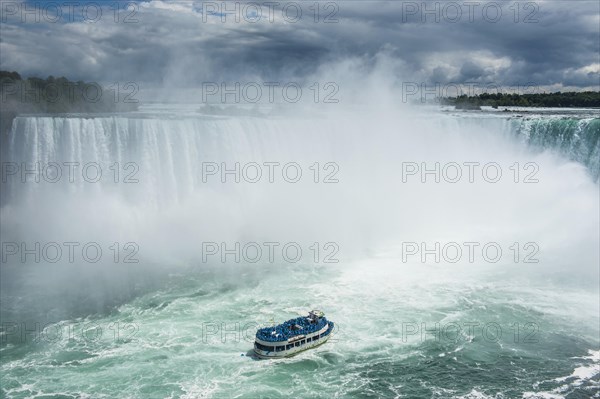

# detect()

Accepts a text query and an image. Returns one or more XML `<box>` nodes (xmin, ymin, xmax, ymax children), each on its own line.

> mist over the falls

<box><xmin>1</xmin><ymin>86</ymin><xmax>598</xmax><ymax>325</ymax></box>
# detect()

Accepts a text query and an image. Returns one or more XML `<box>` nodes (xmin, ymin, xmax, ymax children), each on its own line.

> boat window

<box><xmin>300</xmin><ymin>340</ymin><xmax>305</xmax><ymax>345</ymax></box>
<box><xmin>286</xmin><ymin>344</ymin><xmax>293</xmax><ymax>350</ymax></box>
<box><xmin>294</xmin><ymin>341</ymin><xmax>300</xmax><ymax>347</ymax></box>
<box><xmin>276</xmin><ymin>346</ymin><xmax>284</xmax><ymax>352</ymax></box>
<box><xmin>313</xmin><ymin>335</ymin><xmax>320</xmax><ymax>340</ymax></box>
<box><xmin>255</xmin><ymin>343</ymin><xmax>275</xmax><ymax>351</ymax></box>
<box><xmin>306</xmin><ymin>337</ymin><xmax>312</xmax><ymax>342</ymax></box>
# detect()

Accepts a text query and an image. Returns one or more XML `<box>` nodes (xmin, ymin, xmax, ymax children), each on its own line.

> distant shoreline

<box><xmin>442</xmin><ymin>91</ymin><xmax>600</xmax><ymax>109</ymax></box>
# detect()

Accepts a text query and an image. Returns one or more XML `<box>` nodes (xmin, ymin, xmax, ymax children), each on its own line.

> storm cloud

<box><xmin>0</xmin><ymin>0</ymin><xmax>598</xmax><ymax>93</ymax></box>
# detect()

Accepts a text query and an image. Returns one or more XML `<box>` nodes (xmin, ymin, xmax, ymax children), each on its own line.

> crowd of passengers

<box><xmin>256</xmin><ymin>316</ymin><xmax>329</xmax><ymax>342</ymax></box>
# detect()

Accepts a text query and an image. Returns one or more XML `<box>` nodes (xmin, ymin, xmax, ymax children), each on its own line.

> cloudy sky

<box><xmin>1</xmin><ymin>0</ymin><xmax>599</xmax><ymax>93</ymax></box>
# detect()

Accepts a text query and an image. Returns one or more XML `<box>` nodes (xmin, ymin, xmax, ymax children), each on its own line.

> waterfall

<box><xmin>1</xmin><ymin>108</ymin><xmax>598</xmax><ymax>333</ymax></box>
<box><xmin>2</xmin><ymin>110</ymin><xmax>598</xmax><ymax>265</ymax></box>
<box><xmin>512</xmin><ymin>117</ymin><xmax>600</xmax><ymax>180</ymax></box>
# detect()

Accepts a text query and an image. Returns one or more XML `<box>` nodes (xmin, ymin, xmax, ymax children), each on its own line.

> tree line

<box><xmin>443</xmin><ymin>91</ymin><xmax>600</xmax><ymax>109</ymax></box>
<box><xmin>0</xmin><ymin>70</ymin><xmax>138</xmax><ymax>133</ymax></box>
<box><xmin>0</xmin><ymin>70</ymin><xmax>138</xmax><ymax>114</ymax></box>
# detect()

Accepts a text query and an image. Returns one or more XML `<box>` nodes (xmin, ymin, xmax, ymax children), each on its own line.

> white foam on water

<box><xmin>554</xmin><ymin>349</ymin><xmax>600</xmax><ymax>386</ymax></box>
<box><xmin>454</xmin><ymin>388</ymin><xmax>496</xmax><ymax>399</ymax></box>
<box><xmin>522</xmin><ymin>392</ymin><xmax>564</xmax><ymax>399</ymax></box>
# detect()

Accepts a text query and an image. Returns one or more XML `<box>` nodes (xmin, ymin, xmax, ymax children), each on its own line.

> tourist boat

<box><xmin>254</xmin><ymin>310</ymin><xmax>334</xmax><ymax>358</ymax></box>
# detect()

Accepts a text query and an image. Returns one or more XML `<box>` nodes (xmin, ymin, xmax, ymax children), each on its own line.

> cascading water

<box><xmin>512</xmin><ymin>117</ymin><xmax>600</xmax><ymax>181</ymax></box>
<box><xmin>1</xmin><ymin>106</ymin><xmax>598</xmax><ymax>398</ymax></box>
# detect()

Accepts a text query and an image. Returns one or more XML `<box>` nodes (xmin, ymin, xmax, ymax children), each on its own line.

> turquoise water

<box><xmin>1</xmin><ymin>262</ymin><xmax>598</xmax><ymax>398</ymax></box>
